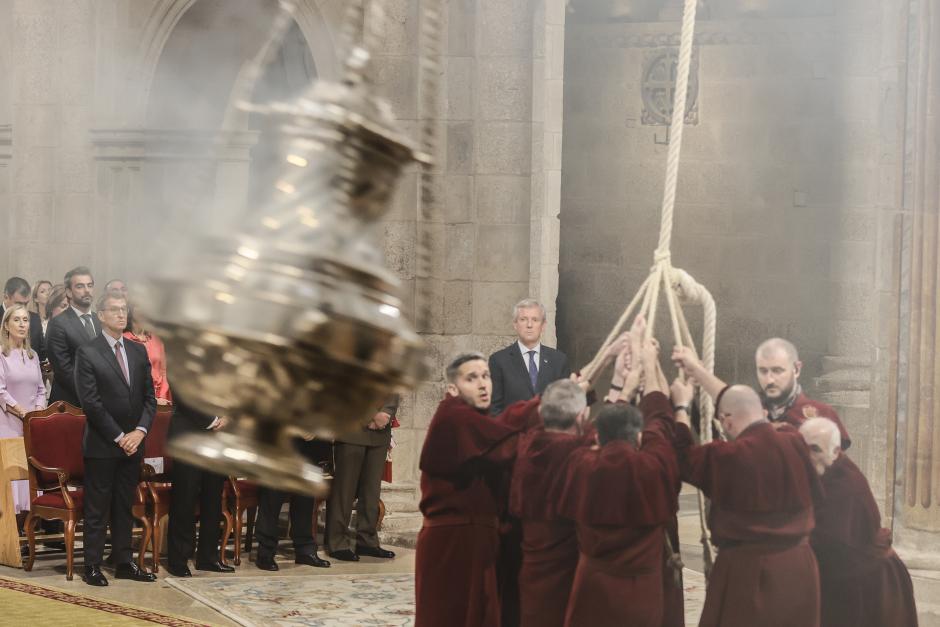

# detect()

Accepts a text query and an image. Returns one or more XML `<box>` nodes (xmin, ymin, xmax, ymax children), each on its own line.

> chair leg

<box><xmin>220</xmin><ymin>508</ymin><xmax>234</xmax><ymax>566</ymax></box>
<box><xmin>65</xmin><ymin>518</ymin><xmax>76</xmax><ymax>581</ymax></box>
<box><xmin>137</xmin><ymin>513</ymin><xmax>152</xmax><ymax>572</ymax></box>
<box><xmin>152</xmin><ymin>512</ymin><xmax>164</xmax><ymax>573</ymax></box>
<box><xmin>24</xmin><ymin>513</ymin><xmax>38</xmax><ymax>572</ymax></box>
<box><xmin>377</xmin><ymin>498</ymin><xmax>386</xmax><ymax>531</ymax></box>
<box><xmin>233</xmin><ymin>508</ymin><xmax>243</xmax><ymax>566</ymax></box>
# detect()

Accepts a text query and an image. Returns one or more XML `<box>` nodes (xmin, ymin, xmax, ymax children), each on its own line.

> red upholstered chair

<box><xmin>23</xmin><ymin>402</ymin><xmax>151</xmax><ymax>580</ymax></box>
<box><xmin>22</xmin><ymin>403</ymin><xmax>85</xmax><ymax>580</ymax></box>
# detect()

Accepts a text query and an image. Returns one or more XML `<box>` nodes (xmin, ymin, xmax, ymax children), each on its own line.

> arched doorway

<box><xmin>131</xmin><ymin>0</ymin><xmax>321</xmax><ymax>276</ymax></box>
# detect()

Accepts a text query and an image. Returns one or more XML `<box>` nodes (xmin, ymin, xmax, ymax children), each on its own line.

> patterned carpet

<box><xmin>0</xmin><ymin>575</ymin><xmax>210</xmax><ymax>626</ymax></box>
<box><xmin>166</xmin><ymin>573</ymin><xmax>415</xmax><ymax>627</ymax></box>
<box><xmin>166</xmin><ymin>569</ymin><xmax>706</xmax><ymax>627</ymax></box>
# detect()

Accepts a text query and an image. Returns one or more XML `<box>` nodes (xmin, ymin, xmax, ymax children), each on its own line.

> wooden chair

<box><xmin>23</xmin><ymin>403</ymin><xmax>151</xmax><ymax>580</ymax></box>
<box><xmin>139</xmin><ymin>407</ymin><xmax>173</xmax><ymax>572</ymax></box>
<box><xmin>22</xmin><ymin>403</ymin><xmax>85</xmax><ymax>580</ymax></box>
<box><xmin>222</xmin><ymin>477</ymin><xmax>259</xmax><ymax>565</ymax></box>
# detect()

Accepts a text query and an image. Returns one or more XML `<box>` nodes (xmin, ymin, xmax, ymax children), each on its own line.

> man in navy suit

<box><xmin>487</xmin><ymin>298</ymin><xmax>570</xmax><ymax>627</ymax></box>
<box><xmin>75</xmin><ymin>292</ymin><xmax>157</xmax><ymax>586</ymax></box>
<box><xmin>488</xmin><ymin>299</ymin><xmax>571</xmax><ymax>416</ymax></box>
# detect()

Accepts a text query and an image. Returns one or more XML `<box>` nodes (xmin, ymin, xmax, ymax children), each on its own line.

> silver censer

<box><xmin>141</xmin><ymin>43</ymin><xmax>427</xmax><ymax>496</ymax></box>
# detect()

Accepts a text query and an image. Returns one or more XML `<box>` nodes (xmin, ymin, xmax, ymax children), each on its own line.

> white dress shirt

<box><xmin>518</xmin><ymin>341</ymin><xmax>542</xmax><ymax>372</ymax></box>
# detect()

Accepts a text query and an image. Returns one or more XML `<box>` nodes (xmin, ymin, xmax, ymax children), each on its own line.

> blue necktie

<box><xmin>527</xmin><ymin>350</ymin><xmax>538</xmax><ymax>391</ymax></box>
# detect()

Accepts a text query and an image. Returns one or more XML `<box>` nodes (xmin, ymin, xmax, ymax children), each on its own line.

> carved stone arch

<box><xmin>135</xmin><ymin>0</ymin><xmax>341</xmax><ymax>116</ymax></box>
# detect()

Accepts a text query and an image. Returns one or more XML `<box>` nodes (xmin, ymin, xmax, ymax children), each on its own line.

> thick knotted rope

<box><xmin>579</xmin><ymin>0</ymin><xmax>723</xmax><ymax>579</ymax></box>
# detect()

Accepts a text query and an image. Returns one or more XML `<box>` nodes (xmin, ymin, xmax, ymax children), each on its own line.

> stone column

<box><xmin>894</xmin><ymin>0</ymin><xmax>940</xmax><ymax>540</ymax></box>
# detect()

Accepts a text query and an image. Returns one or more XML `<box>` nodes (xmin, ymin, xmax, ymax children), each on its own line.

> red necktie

<box><xmin>114</xmin><ymin>342</ymin><xmax>129</xmax><ymax>385</ymax></box>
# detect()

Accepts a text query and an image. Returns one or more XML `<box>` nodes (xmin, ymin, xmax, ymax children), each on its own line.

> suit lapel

<box><xmin>96</xmin><ymin>336</ymin><xmax>130</xmax><ymax>388</ymax></box>
<box><xmin>536</xmin><ymin>348</ymin><xmax>552</xmax><ymax>392</ymax></box>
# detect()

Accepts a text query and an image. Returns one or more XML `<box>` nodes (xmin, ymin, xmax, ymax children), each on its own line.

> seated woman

<box><xmin>123</xmin><ymin>303</ymin><xmax>171</xmax><ymax>405</ymax></box>
<box><xmin>0</xmin><ymin>304</ymin><xmax>48</xmax><ymax>526</ymax></box>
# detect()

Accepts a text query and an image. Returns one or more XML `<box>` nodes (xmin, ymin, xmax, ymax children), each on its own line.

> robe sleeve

<box><xmin>419</xmin><ymin>395</ymin><xmax>539</xmax><ymax>476</ymax></box>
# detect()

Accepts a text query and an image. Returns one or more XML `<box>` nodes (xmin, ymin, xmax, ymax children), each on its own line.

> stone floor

<box><xmin>0</xmin><ymin>546</ymin><xmax>418</xmax><ymax>626</ymax></box>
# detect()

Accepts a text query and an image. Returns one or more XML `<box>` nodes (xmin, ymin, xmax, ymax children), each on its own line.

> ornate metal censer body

<box><xmin>140</xmin><ymin>21</ymin><xmax>427</xmax><ymax>496</ymax></box>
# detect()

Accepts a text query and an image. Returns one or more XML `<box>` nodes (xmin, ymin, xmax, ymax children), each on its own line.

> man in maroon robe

<box><xmin>557</xmin><ymin>335</ymin><xmax>680</xmax><ymax>627</ymax></box>
<box><xmin>415</xmin><ymin>352</ymin><xmax>540</xmax><ymax>627</ymax></box>
<box><xmin>509</xmin><ymin>378</ymin><xmax>591</xmax><ymax>627</ymax></box>
<box><xmin>755</xmin><ymin>338</ymin><xmax>851</xmax><ymax>449</ymax></box>
<box><xmin>799</xmin><ymin>418</ymin><xmax>918</xmax><ymax>627</ymax></box>
<box><xmin>669</xmin><ymin>376</ymin><xmax>822</xmax><ymax>627</ymax></box>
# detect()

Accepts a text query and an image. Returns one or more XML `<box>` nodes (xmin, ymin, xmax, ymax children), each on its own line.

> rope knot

<box><xmin>653</xmin><ymin>248</ymin><xmax>671</xmax><ymax>265</ymax></box>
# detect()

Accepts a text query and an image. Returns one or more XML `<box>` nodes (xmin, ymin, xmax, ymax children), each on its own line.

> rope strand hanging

<box><xmin>578</xmin><ymin>0</ymin><xmax>724</xmax><ymax>579</ymax></box>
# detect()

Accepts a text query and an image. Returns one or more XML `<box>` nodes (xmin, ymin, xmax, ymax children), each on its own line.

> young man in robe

<box><xmin>671</xmin><ymin>350</ymin><xmax>822</xmax><ymax>627</ymax></box>
<box><xmin>414</xmin><ymin>352</ymin><xmax>541</xmax><ymax>627</ymax></box>
<box><xmin>557</xmin><ymin>333</ymin><xmax>681</xmax><ymax>627</ymax></box>
<box><xmin>755</xmin><ymin>338</ymin><xmax>851</xmax><ymax>449</ymax></box>
<box><xmin>799</xmin><ymin>418</ymin><xmax>918</xmax><ymax>627</ymax></box>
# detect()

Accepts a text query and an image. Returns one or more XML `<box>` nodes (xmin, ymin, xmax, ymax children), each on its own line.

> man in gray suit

<box><xmin>326</xmin><ymin>395</ymin><xmax>399</xmax><ymax>561</ymax></box>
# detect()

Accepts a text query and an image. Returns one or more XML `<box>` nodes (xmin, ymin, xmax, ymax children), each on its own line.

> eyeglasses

<box><xmin>103</xmin><ymin>307</ymin><xmax>128</xmax><ymax>315</ymax></box>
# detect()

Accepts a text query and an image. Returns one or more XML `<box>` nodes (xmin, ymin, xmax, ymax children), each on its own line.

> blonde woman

<box><xmin>0</xmin><ymin>305</ymin><xmax>47</xmax><ymax>516</ymax></box>
<box><xmin>28</xmin><ymin>280</ymin><xmax>53</xmax><ymax>336</ymax></box>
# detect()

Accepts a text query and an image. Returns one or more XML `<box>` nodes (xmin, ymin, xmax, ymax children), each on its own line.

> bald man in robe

<box><xmin>755</xmin><ymin>338</ymin><xmax>851</xmax><ymax>449</ymax></box>
<box><xmin>670</xmin><ymin>377</ymin><xmax>822</xmax><ymax>627</ymax></box>
<box><xmin>799</xmin><ymin>418</ymin><xmax>918</xmax><ymax>627</ymax></box>
<box><xmin>557</xmin><ymin>338</ymin><xmax>681</xmax><ymax>627</ymax></box>
<box><xmin>509</xmin><ymin>378</ymin><xmax>591</xmax><ymax>627</ymax></box>
<box><xmin>415</xmin><ymin>352</ymin><xmax>541</xmax><ymax>627</ymax></box>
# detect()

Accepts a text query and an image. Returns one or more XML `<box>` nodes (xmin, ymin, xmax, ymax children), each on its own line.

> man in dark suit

<box><xmin>166</xmin><ymin>397</ymin><xmax>234</xmax><ymax>577</ymax></box>
<box><xmin>488</xmin><ymin>298</ymin><xmax>570</xmax><ymax>627</ymax></box>
<box><xmin>489</xmin><ymin>299</ymin><xmax>571</xmax><ymax>415</ymax></box>
<box><xmin>2</xmin><ymin>276</ymin><xmax>47</xmax><ymax>362</ymax></box>
<box><xmin>254</xmin><ymin>438</ymin><xmax>332</xmax><ymax>571</ymax></box>
<box><xmin>75</xmin><ymin>291</ymin><xmax>157</xmax><ymax>586</ymax></box>
<box><xmin>48</xmin><ymin>266</ymin><xmax>100</xmax><ymax>406</ymax></box>
<box><xmin>326</xmin><ymin>395</ymin><xmax>399</xmax><ymax>562</ymax></box>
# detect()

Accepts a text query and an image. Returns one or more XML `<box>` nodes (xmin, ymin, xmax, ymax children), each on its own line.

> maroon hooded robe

<box><xmin>509</xmin><ymin>427</ymin><xmax>593</xmax><ymax>627</ymax></box>
<box><xmin>557</xmin><ymin>392</ymin><xmax>680</xmax><ymax>627</ymax></box>
<box><xmin>812</xmin><ymin>454</ymin><xmax>918</xmax><ymax>627</ymax></box>
<box><xmin>415</xmin><ymin>395</ymin><xmax>540</xmax><ymax>627</ymax></box>
<box><xmin>675</xmin><ymin>419</ymin><xmax>822</xmax><ymax>627</ymax></box>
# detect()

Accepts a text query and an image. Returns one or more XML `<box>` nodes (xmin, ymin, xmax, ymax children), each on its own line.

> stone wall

<box><xmin>559</xmin><ymin>0</ymin><xmax>902</xmax><ymax>498</ymax></box>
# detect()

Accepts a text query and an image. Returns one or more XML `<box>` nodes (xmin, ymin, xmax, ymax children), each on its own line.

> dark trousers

<box><xmin>326</xmin><ymin>441</ymin><xmax>387</xmax><ymax>553</ymax></box>
<box><xmin>83</xmin><ymin>455</ymin><xmax>140</xmax><ymax>566</ymax></box>
<box><xmin>254</xmin><ymin>439</ymin><xmax>328</xmax><ymax>560</ymax></box>
<box><xmin>255</xmin><ymin>488</ymin><xmax>318</xmax><ymax>560</ymax></box>
<box><xmin>167</xmin><ymin>460</ymin><xmax>225</xmax><ymax>568</ymax></box>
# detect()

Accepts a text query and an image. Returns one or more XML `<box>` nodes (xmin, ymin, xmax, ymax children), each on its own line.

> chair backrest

<box><xmin>142</xmin><ymin>408</ymin><xmax>174</xmax><ymax>477</ymax></box>
<box><xmin>23</xmin><ymin>407</ymin><xmax>86</xmax><ymax>490</ymax></box>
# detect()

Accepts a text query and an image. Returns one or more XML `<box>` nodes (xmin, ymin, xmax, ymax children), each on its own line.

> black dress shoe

<box><xmin>255</xmin><ymin>556</ymin><xmax>279</xmax><ymax>571</ymax></box>
<box><xmin>329</xmin><ymin>549</ymin><xmax>360</xmax><ymax>562</ymax></box>
<box><xmin>114</xmin><ymin>562</ymin><xmax>157</xmax><ymax>582</ymax></box>
<box><xmin>83</xmin><ymin>565</ymin><xmax>108</xmax><ymax>587</ymax></box>
<box><xmin>356</xmin><ymin>546</ymin><xmax>395</xmax><ymax>559</ymax></box>
<box><xmin>195</xmin><ymin>560</ymin><xmax>235</xmax><ymax>573</ymax></box>
<box><xmin>295</xmin><ymin>553</ymin><xmax>330</xmax><ymax>568</ymax></box>
<box><xmin>166</xmin><ymin>563</ymin><xmax>192</xmax><ymax>577</ymax></box>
